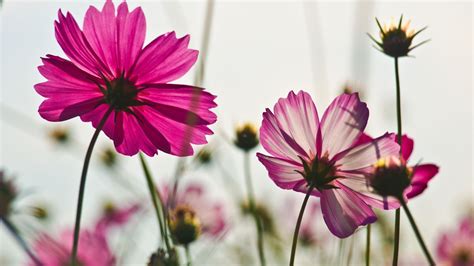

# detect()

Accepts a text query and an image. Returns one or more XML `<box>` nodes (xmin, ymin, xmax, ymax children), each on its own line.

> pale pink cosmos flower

<box><xmin>437</xmin><ymin>216</ymin><xmax>474</xmax><ymax>266</ymax></box>
<box><xmin>161</xmin><ymin>182</ymin><xmax>227</xmax><ymax>238</ymax></box>
<box><xmin>257</xmin><ymin>91</ymin><xmax>400</xmax><ymax>238</ymax></box>
<box><xmin>35</xmin><ymin>0</ymin><xmax>217</xmax><ymax>156</ymax></box>
<box><xmin>29</xmin><ymin>204</ymin><xmax>139</xmax><ymax>266</ymax></box>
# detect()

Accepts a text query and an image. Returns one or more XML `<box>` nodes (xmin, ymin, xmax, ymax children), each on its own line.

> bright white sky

<box><xmin>1</xmin><ymin>0</ymin><xmax>473</xmax><ymax>265</ymax></box>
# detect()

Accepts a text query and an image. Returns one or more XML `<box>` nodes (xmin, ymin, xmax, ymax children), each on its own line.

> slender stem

<box><xmin>243</xmin><ymin>152</ymin><xmax>266</xmax><ymax>266</ymax></box>
<box><xmin>400</xmin><ymin>200</ymin><xmax>435</xmax><ymax>265</ymax></box>
<box><xmin>185</xmin><ymin>245</ymin><xmax>192</xmax><ymax>266</ymax></box>
<box><xmin>392</xmin><ymin>56</ymin><xmax>402</xmax><ymax>266</ymax></box>
<box><xmin>289</xmin><ymin>183</ymin><xmax>316</xmax><ymax>266</ymax></box>
<box><xmin>138</xmin><ymin>153</ymin><xmax>171</xmax><ymax>252</ymax></box>
<box><xmin>1</xmin><ymin>217</ymin><xmax>42</xmax><ymax>265</ymax></box>
<box><xmin>71</xmin><ymin>105</ymin><xmax>114</xmax><ymax>265</ymax></box>
<box><xmin>393</xmin><ymin>209</ymin><xmax>401</xmax><ymax>266</ymax></box>
<box><xmin>366</xmin><ymin>224</ymin><xmax>371</xmax><ymax>266</ymax></box>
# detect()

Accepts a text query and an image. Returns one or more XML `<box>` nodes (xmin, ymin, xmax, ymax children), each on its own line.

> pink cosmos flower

<box><xmin>29</xmin><ymin>204</ymin><xmax>138</xmax><ymax>266</ymax></box>
<box><xmin>257</xmin><ymin>91</ymin><xmax>400</xmax><ymax>238</ymax></box>
<box><xmin>358</xmin><ymin>134</ymin><xmax>439</xmax><ymax>200</ymax></box>
<box><xmin>437</xmin><ymin>216</ymin><xmax>474</xmax><ymax>266</ymax></box>
<box><xmin>161</xmin><ymin>182</ymin><xmax>227</xmax><ymax>238</ymax></box>
<box><xmin>35</xmin><ymin>0</ymin><xmax>217</xmax><ymax>156</ymax></box>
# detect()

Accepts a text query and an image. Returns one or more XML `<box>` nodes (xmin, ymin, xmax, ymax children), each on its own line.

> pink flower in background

<box><xmin>35</xmin><ymin>0</ymin><xmax>217</xmax><ymax>156</ymax></box>
<box><xmin>161</xmin><ymin>182</ymin><xmax>227</xmax><ymax>239</ymax></box>
<box><xmin>358</xmin><ymin>134</ymin><xmax>439</xmax><ymax>200</ymax></box>
<box><xmin>257</xmin><ymin>91</ymin><xmax>399</xmax><ymax>238</ymax></box>
<box><xmin>29</xmin><ymin>204</ymin><xmax>138</xmax><ymax>266</ymax></box>
<box><xmin>437</xmin><ymin>216</ymin><xmax>474</xmax><ymax>266</ymax></box>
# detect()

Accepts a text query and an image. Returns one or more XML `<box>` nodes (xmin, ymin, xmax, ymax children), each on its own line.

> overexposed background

<box><xmin>1</xmin><ymin>0</ymin><xmax>473</xmax><ymax>265</ymax></box>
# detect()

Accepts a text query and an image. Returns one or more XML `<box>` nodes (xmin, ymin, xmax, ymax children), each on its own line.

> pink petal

<box><xmin>335</xmin><ymin>133</ymin><xmax>400</xmax><ymax>171</ymax></box>
<box><xmin>336</xmin><ymin>177</ymin><xmax>400</xmax><ymax>210</ymax></box>
<box><xmin>256</xmin><ymin>153</ymin><xmax>305</xmax><ymax>189</ymax></box>
<box><xmin>95</xmin><ymin>204</ymin><xmax>140</xmax><ymax>237</ymax></box>
<box><xmin>80</xmin><ymin>104</ymin><xmax>117</xmax><ymax>140</ymax></box>
<box><xmin>320</xmin><ymin>186</ymin><xmax>376</xmax><ymax>238</ymax></box>
<box><xmin>389</xmin><ymin>134</ymin><xmax>414</xmax><ymax>161</ymax></box>
<box><xmin>54</xmin><ymin>10</ymin><xmax>111</xmax><ymax>78</ymax></box>
<box><xmin>137</xmin><ymin>84</ymin><xmax>217</xmax><ymax>125</ymax></box>
<box><xmin>83</xmin><ymin>1</ymin><xmax>146</xmax><ymax>76</ymax></box>
<box><xmin>272</xmin><ymin>91</ymin><xmax>319</xmax><ymax>157</ymax></box>
<box><xmin>60</xmin><ymin>229</ymin><xmax>115</xmax><ymax>266</ymax></box>
<box><xmin>38</xmin><ymin>94</ymin><xmax>103</xmax><ymax>122</ymax></box>
<box><xmin>405</xmin><ymin>164</ymin><xmax>438</xmax><ymax>199</ymax></box>
<box><xmin>293</xmin><ymin>180</ymin><xmax>322</xmax><ymax>197</ymax></box>
<box><xmin>260</xmin><ymin>95</ymin><xmax>315</xmax><ymax>162</ymax></box>
<box><xmin>320</xmin><ymin>93</ymin><xmax>368</xmax><ymax>159</ymax></box>
<box><xmin>135</xmin><ymin>105</ymin><xmax>214</xmax><ymax>156</ymax></box>
<box><xmin>131</xmin><ymin>32</ymin><xmax>198</xmax><ymax>85</ymax></box>
<box><xmin>113</xmin><ymin>110</ymin><xmax>164</xmax><ymax>156</ymax></box>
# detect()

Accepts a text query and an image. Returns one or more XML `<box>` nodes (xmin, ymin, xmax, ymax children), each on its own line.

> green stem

<box><xmin>1</xmin><ymin>217</ymin><xmax>42</xmax><ymax>265</ymax></box>
<box><xmin>400</xmin><ymin>200</ymin><xmax>435</xmax><ymax>265</ymax></box>
<box><xmin>392</xmin><ymin>56</ymin><xmax>402</xmax><ymax>266</ymax></box>
<box><xmin>366</xmin><ymin>224</ymin><xmax>371</xmax><ymax>266</ymax></box>
<box><xmin>243</xmin><ymin>152</ymin><xmax>266</xmax><ymax>266</ymax></box>
<box><xmin>71</xmin><ymin>105</ymin><xmax>114</xmax><ymax>265</ymax></box>
<box><xmin>289</xmin><ymin>183</ymin><xmax>316</xmax><ymax>266</ymax></box>
<box><xmin>185</xmin><ymin>245</ymin><xmax>192</xmax><ymax>266</ymax></box>
<box><xmin>138</xmin><ymin>153</ymin><xmax>171</xmax><ymax>252</ymax></box>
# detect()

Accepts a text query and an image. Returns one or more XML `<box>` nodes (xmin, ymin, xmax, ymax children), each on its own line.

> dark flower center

<box><xmin>101</xmin><ymin>75</ymin><xmax>141</xmax><ymax>111</ymax></box>
<box><xmin>297</xmin><ymin>156</ymin><xmax>338</xmax><ymax>191</ymax></box>
<box><xmin>370</xmin><ymin>157</ymin><xmax>411</xmax><ymax>198</ymax></box>
<box><xmin>381</xmin><ymin>29</ymin><xmax>413</xmax><ymax>57</ymax></box>
<box><xmin>169</xmin><ymin>205</ymin><xmax>201</xmax><ymax>245</ymax></box>
<box><xmin>454</xmin><ymin>249</ymin><xmax>472</xmax><ymax>264</ymax></box>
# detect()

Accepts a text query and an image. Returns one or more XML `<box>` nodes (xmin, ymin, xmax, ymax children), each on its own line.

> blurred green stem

<box><xmin>400</xmin><ymin>200</ymin><xmax>435</xmax><ymax>265</ymax></box>
<box><xmin>185</xmin><ymin>245</ymin><xmax>192</xmax><ymax>266</ymax></box>
<box><xmin>243</xmin><ymin>152</ymin><xmax>266</xmax><ymax>266</ymax></box>
<box><xmin>1</xmin><ymin>217</ymin><xmax>42</xmax><ymax>265</ymax></box>
<box><xmin>139</xmin><ymin>153</ymin><xmax>171</xmax><ymax>252</ymax></box>
<box><xmin>71</xmin><ymin>105</ymin><xmax>114</xmax><ymax>265</ymax></box>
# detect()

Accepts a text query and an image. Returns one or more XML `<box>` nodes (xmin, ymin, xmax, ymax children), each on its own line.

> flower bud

<box><xmin>148</xmin><ymin>248</ymin><xmax>179</xmax><ymax>266</ymax></box>
<box><xmin>369</xmin><ymin>15</ymin><xmax>428</xmax><ymax>58</ymax></box>
<box><xmin>49</xmin><ymin>126</ymin><xmax>70</xmax><ymax>144</ymax></box>
<box><xmin>169</xmin><ymin>205</ymin><xmax>201</xmax><ymax>245</ymax></box>
<box><xmin>100</xmin><ymin>147</ymin><xmax>117</xmax><ymax>168</ymax></box>
<box><xmin>370</xmin><ymin>156</ymin><xmax>412</xmax><ymax>198</ymax></box>
<box><xmin>234</xmin><ymin>123</ymin><xmax>259</xmax><ymax>152</ymax></box>
<box><xmin>195</xmin><ymin>147</ymin><xmax>212</xmax><ymax>165</ymax></box>
<box><xmin>0</xmin><ymin>171</ymin><xmax>17</xmax><ymax>218</ymax></box>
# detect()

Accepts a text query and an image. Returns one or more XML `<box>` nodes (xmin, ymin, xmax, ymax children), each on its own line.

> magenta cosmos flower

<box><xmin>257</xmin><ymin>91</ymin><xmax>400</xmax><ymax>238</ymax></box>
<box><xmin>437</xmin><ymin>216</ymin><xmax>474</xmax><ymax>266</ymax></box>
<box><xmin>359</xmin><ymin>134</ymin><xmax>439</xmax><ymax>200</ymax></box>
<box><xmin>35</xmin><ymin>0</ymin><xmax>217</xmax><ymax>156</ymax></box>
<box><xmin>29</xmin><ymin>204</ymin><xmax>138</xmax><ymax>266</ymax></box>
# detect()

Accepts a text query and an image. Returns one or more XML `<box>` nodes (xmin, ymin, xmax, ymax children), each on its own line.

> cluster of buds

<box><xmin>168</xmin><ymin>205</ymin><xmax>202</xmax><ymax>246</ymax></box>
<box><xmin>234</xmin><ymin>123</ymin><xmax>259</xmax><ymax>152</ymax></box>
<box><xmin>0</xmin><ymin>171</ymin><xmax>17</xmax><ymax>218</ymax></box>
<box><xmin>369</xmin><ymin>156</ymin><xmax>413</xmax><ymax>199</ymax></box>
<box><xmin>369</xmin><ymin>15</ymin><xmax>428</xmax><ymax>58</ymax></box>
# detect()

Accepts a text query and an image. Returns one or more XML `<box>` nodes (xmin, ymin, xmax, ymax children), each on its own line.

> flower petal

<box><xmin>320</xmin><ymin>93</ymin><xmax>369</xmax><ymax>159</ymax></box>
<box><xmin>256</xmin><ymin>153</ymin><xmax>305</xmax><ymax>189</ymax></box>
<box><xmin>55</xmin><ymin>10</ymin><xmax>111</xmax><ymax>78</ymax></box>
<box><xmin>389</xmin><ymin>134</ymin><xmax>414</xmax><ymax>161</ymax></box>
<box><xmin>39</xmin><ymin>95</ymin><xmax>103</xmax><ymax>122</ymax></box>
<box><xmin>83</xmin><ymin>1</ymin><xmax>146</xmax><ymax>75</ymax></box>
<box><xmin>137</xmin><ymin>84</ymin><xmax>217</xmax><ymax>125</ymax></box>
<box><xmin>131</xmin><ymin>32</ymin><xmax>198</xmax><ymax>85</ymax></box>
<box><xmin>405</xmin><ymin>164</ymin><xmax>438</xmax><ymax>199</ymax></box>
<box><xmin>335</xmin><ymin>133</ymin><xmax>399</xmax><ymax>171</ymax></box>
<box><xmin>80</xmin><ymin>104</ymin><xmax>117</xmax><ymax>140</ymax></box>
<box><xmin>272</xmin><ymin>91</ymin><xmax>319</xmax><ymax>157</ymax></box>
<box><xmin>320</xmin><ymin>186</ymin><xmax>376</xmax><ymax>238</ymax></box>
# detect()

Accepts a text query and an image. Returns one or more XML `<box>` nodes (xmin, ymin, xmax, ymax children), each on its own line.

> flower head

<box><xmin>234</xmin><ymin>123</ymin><xmax>259</xmax><ymax>151</ymax></box>
<box><xmin>35</xmin><ymin>0</ymin><xmax>217</xmax><ymax>157</ymax></box>
<box><xmin>0</xmin><ymin>171</ymin><xmax>17</xmax><ymax>218</ymax></box>
<box><xmin>257</xmin><ymin>91</ymin><xmax>400</xmax><ymax>238</ymax></box>
<box><xmin>369</xmin><ymin>15</ymin><xmax>428</xmax><ymax>58</ymax></box>
<box><xmin>362</xmin><ymin>134</ymin><xmax>439</xmax><ymax>200</ymax></box>
<box><xmin>161</xmin><ymin>182</ymin><xmax>227</xmax><ymax>244</ymax></box>
<box><xmin>437</xmin><ymin>216</ymin><xmax>474</xmax><ymax>266</ymax></box>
